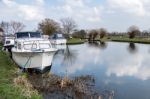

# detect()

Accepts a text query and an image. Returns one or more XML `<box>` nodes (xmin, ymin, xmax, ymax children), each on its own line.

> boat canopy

<box><xmin>51</xmin><ymin>33</ymin><xmax>65</xmax><ymax>39</ymax></box>
<box><xmin>15</xmin><ymin>32</ymin><xmax>41</xmax><ymax>39</ymax></box>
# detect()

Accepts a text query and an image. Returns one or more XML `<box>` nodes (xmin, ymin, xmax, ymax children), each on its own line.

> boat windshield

<box><xmin>16</xmin><ymin>32</ymin><xmax>29</xmax><ymax>38</ymax></box>
<box><xmin>30</xmin><ymin>32</ymin><xmax>41</xmax><ymax>38</ymax></box>
<box><xmin>16</xmin><ymin>32</ymin><xmax>41</xmax><ymax>39</ymax></box>
<box><xmin>52</xmin><ymin>33</ymin><xmax>65</xmax><ymax>39</ymax></box>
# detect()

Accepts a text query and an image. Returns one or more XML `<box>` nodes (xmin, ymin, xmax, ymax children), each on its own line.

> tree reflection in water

<box><xmin>128</xmin><ymin>43</ymin><xmax>137</xmax><ymax>53</ymax></box>
<box><xmin>88</xmin><ymin>41</ymin><xmax>107</xmax><ymax>50</ymax></box>
<box><xmin>23</xmin><ymin>44</ymin><xmax>115</xmax><ymax>99</ymax></box>
<box><xmin>99</xmin><ymin>41</ymin><xmax>107</xmax><ymax>49</ymax></box>
<box><xmin>62</xmin><ymin>45</ymin><xmax>77</xmax><ymax>68</ymax></box>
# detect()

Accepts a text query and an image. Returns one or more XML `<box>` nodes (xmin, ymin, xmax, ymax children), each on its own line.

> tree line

<box><xmin>1</xmin><ymin>18</ymin><xmax>150</xmax><ymax>40</ymax></box>
<box><xmin>0</xmin><ymin>21</ymin><xmax>25</xmax><ymax>35</ymax></box>
<box><xmin>0</xmin><ymin>17</ymin><xmax>76</xmax><ymax>36</ymax></box>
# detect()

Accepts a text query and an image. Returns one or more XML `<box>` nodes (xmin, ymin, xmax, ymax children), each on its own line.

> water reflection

<box><xmin>88</xmin><ymin>41</ymin><xmax>107</xmax><ymax>49</ymax></box>
<box><xmin>62</xmin><ymin>45</ymin><xmax>77</xmax><ymax>67</ymax></box>
<box><xmin>51</xmin><ymin>42</ymin><xmax>150</xmax><ymax>99</ymax></box>
<box><xmin>128</xmin><ymin>43</ymin><xmax>137</xmax><ymax>53</ymax></box>
<box><xmin>53</xmin><ymin>43</ymin><xmax>150</xmax><ymax>81</ymax></box>
<box><xmin>99</xmin><ymin>41</ymin><xmax>107</xmax><ymax>49</ymax></box>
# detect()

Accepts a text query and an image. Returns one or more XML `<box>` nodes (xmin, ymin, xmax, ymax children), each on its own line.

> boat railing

<box><xmin>21</xmin><ymin>39</ymin><xmax>55</xmax><ymax>51</ymax></box>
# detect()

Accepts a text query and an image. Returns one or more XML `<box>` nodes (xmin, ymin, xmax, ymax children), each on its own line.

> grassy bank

<box><xmin>0</xmin><ymin>43</ymin><xmax>2</xmax><ymax>50</ymax></box>
<box><xmin>67</xmin><ymin>38</ymin><xmax>85</xmax><ymax>45</ymax></box>
<box><xmin>109</xmin><ymin>36</ymin><xmax>150</xmax><ymax>44</ymax></box>
<box><xmin>0</xmin><ymin>47</ymin><xmax>42</xmax><ymax>99</ymax></box>
<box><xmin>66</xmin><ymin>36</ymin><xmax>150</xmax><ymax>44</ymax></box>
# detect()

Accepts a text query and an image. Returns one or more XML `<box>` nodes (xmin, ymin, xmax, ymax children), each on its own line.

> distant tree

<box><xmin>79</xmin><ymin>30</ymin><xmax>86</xmax><ymax>38</ymax></box>
<box><xmin>0</xmin><ymin>21</ymin><xmax>25</xmax><ymax>35</ymax></box>
<box><xmin>38</xmin><ymin>18</ymin><xmax>60</xmax><ymax>35</ymax></box>
<box><xmin>88</xmin><ymin>30</ymin><xmax>98</xmax><ymax>41</ymax></box>
<box><xmin>128</xmin><ymin>25</ymin><xmax>140</xmax><ymax>39</ymax></box>
<box><xmin>72</xmin><ymin>29</ymin><xmax>86</xmax><ymax>39</ymax></box>
<box><xmin>60</xmin><ymin>17</ymin><xmax>77</xmax><ymax>34</ymax></box>
<box><xmin>0</xmin><ymin>28</ymin><xmax>3</xmax><ymax>32</ymax></box>
<box><xmin>10</xmin><ymin>21</ymin><xmax>25</xmax><ymax>34</ymax></box>
<box><xmin>99</xmin><ymin>28</ymin><xmax>107</xmax><ymax>39</ymax></box>
<box><xmin>0</xmin><ymin>21</ymin><xmax>10</xmax><ymax>34</ymax></box>
<box><xmin>142</xmin><ymin>30</ymin><xmax>149</xmax><ymax>37</ymax></box>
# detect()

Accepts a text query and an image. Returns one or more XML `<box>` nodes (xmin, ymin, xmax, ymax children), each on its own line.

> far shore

<box><xmin>67</xmin><ymin>36</ymin><xmax>150</xmax><ymax>44</ymax></box>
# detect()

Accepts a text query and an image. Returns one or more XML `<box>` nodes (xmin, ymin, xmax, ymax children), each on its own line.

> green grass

<box><xmin>109</xmin><ymin>36</ymin><xmax>150</xmax><ymax>44</ymax></box>
<box><xmin>67</xmin><ymin>36</ymin><xmax>150</xmax><ymax>44</ymax></box>
<box><xmin>67</xmin><ymin>38</ymin><xmax>85</xmax><ymax>44</ymax></box>
<box><xmin>0</xmin><ymin>49</ymin><xmax>42</xmax><ymax>99</ymax></box>
<box><xmin>0</xmin><ymin>43</ymin><xmax>2</xmax><ymax>50</ymax></box>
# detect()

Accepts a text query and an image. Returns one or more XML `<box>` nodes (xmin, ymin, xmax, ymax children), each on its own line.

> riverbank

<box><xmin>67</xmin><ymin>38</ymin><xmax>85</xmax><ymax>45</ymax></box>
<box><xmin>54</xmin><ymin>36</ymin><xmax>150</xmax><ymax>45</ymax></box>
<box><xmin>109</xmin><ymin>36</ymin><xmax>150</xmax><ymax>44</ymax></box>
<box><xmin>0</xmin><ymin>47</ymin><xmax>42</xmax><ymax>99</ymax></box>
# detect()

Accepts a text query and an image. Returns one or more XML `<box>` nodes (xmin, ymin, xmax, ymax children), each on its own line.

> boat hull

<box><xmin>12</xmin><ymin>51</ymin><xmax>55</xmax><ymax>70</ymax></box>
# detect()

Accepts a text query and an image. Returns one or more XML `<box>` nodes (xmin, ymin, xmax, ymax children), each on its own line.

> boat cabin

<box><xmin>15</xmin><ymin>32</ymin><xmax>41</xmax><ymax>39</ymax></box>
<box><xmin>50</xmin><ymin>32</ymin><xmax>67</xmax><ymax>44</ymax></box>
<box><xmin>14</xmin><ymin>32</ymin><xmax>53</xmax><ymax>52</ymax></box>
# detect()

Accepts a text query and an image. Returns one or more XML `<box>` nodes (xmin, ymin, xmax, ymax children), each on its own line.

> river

<box><xmin>50</xmin><ymin>42</ymin><xmax>150</xmax><ymax>99</ymax></box>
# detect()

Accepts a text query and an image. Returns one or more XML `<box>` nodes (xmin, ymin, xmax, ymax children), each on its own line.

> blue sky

<box><xmin>0</xmin><ymin>0</ymin><xmax>150</xmax><ymax>32</ymax></box>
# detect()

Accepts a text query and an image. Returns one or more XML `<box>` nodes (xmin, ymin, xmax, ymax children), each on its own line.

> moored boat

<box><xmin>12</xmin><ymin>32</ymin><xmax>57</xmax><ymax>70</ymax></box>
<box><xmin>49</xmin><ymin>32</ymin><xmax>67</xmax><ymax>45</ymax></box>
<box><xmin>3</xmin><ymin>36</ymin><xmax>15</xmax><ymax>51</ymax></box>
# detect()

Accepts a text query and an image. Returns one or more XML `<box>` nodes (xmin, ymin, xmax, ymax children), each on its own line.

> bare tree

<box><xmin>0</xmin><ymin>21</ymin><xmax>25</xmax><ymax>35</ymax></box>
<box><xmin>99</xmin><ymin>28</ymin><xmax>107</xmax><ymax>39</ymax></box>
<box><xmin>128</xmin><ymin>25</ymin><xmax>140</xmax><ymax>39</ymax></box>
<box><xmin>0</xmin><ymin>21</ymin><xmax>10</xmax><ymax>35</ymax></box>
<box><xmin>38</xmin><ymin>18</ymin><xmax>60</xmax><ymax>35</ymax></box>
<box><xmin>10</xmin><ymin>21</ymin><xmax>25</xmax><ymax>34</ymax></box>
<box><xmin>60</xmin><ymin>17</ymin><xmax>77</xmax><ymax>34</ymax></box>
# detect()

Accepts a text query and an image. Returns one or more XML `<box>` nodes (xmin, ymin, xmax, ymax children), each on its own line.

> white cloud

<box><xmin>36</xmin><ymin>0</ymin><xmax>45</xmax><ymax>5</ymax></box>
<box><xmin>64</xmin><ymin>0</ymin><xmax>84</xmax><ymax>7</ymax></box>
<box><xmin>2</xmin><ymin>0</ymin><xmax>16</xmax><ymax>7</ymax></box>
<box><xmin>1</xmin><ymin>0</ymin><xmax>44</xmax><ymax>21</ymax></box>
<box><xmin>107</xmin><ymin>0</ymin><xmax>150</xmax><ymax>17</ymax></box>
<box><xmin>18</xmin><ymin>5</ymin><xmax>44</xmax><ymax>21</ymax></box>
<box><xmin>106</xmin><ymin>48</ymin><xmax>150</xmax><ymax>80</ymax></box>
<box><xmin>2</xmin><ymin>0</ymin><xmax>150</xmax><ymax>31</ymax></box>
<box><xmin>57</xmin><ymin>0</ymin><xmax>102</xmax><ymax>23</ymax></box>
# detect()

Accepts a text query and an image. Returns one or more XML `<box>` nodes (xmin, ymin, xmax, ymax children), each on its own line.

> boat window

<box><xmin>30</xmin><ymin>32</ymin><xmax>41</xmax><ymax>38</ymax></box>
<box><xmin>51</xmin><ymin>33</ymin><xmax>65</xmax><ymax>39</ymax></box>
<box><xmin>16</xmin><ymin>32</ymin><xmax>29</xmax><ymax>38</ymax></box>
<box><xmin>57</xmin><ymin>34</ymin><xmax>65</xmax><ymax>39</ymax></box>
<box><xmin>5</xmin><ymin>40</ymin><xmax>10</xmax><ymax>44</ymax></box>
<box><xmin>39</xmin><ymin>43</ymin><xmax>51</xmax><ymax>49</ymax></box>
<box><xmin>24</xmin><ymin>44</ymin><xmax>37</xmax><ymax>50</ymax></box>
<box><xmin>18</xmin><ymin>43</ymin><xmax>21</xmax><ymax>49</ymax></box>
<box><xmin>57</xmin><ymin>34</ymin><xmax>63</xmax><ymax>38</ymax></box>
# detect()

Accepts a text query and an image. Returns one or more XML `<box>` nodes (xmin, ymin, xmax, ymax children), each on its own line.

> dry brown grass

<box><xmin>13</xmin><ymin>75</ymin><xmax>40</xmax><ymax>98</ymax></box>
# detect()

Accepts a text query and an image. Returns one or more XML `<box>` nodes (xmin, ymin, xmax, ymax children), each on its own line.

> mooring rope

<box><xmin>18</xmin><ymin>40</ymin><xmax>37</xmax><ymax>73</ymax></box>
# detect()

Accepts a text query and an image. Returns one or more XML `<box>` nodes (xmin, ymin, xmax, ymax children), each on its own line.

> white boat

<box><xmin>49</xmin><ymin>32</ymin><xmax>67</xmax><ymax>45</ymax></box>
<box><xmin>12</xmin><ymin>32</ymin><xmax>57</xmax><ymax>70</ymax></box>
<box><xmin>3</xmin><ymin>36</ymin><xmax>15</xmax><ymax>51</ymax></box>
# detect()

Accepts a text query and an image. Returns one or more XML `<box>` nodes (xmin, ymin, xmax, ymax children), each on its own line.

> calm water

<box><xmin>51</xmin><ymin>42</ymin><xmax>150</xmax><ymax>99</ymax></box>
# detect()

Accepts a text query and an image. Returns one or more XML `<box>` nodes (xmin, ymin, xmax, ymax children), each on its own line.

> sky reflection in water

<box><xmin>51</xmin><ymin>42</ymin><xmax>150</xmax><ymax>99</ymax></box>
